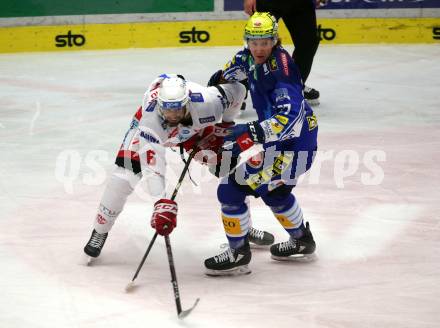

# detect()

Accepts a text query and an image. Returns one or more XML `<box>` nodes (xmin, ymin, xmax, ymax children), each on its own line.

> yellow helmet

<box><xmin>244</xmin><ymin>12</ymin><xmax>278</xmax><ymax>41</ymax></box>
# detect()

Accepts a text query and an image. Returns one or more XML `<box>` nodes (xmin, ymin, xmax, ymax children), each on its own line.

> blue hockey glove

<box><xmin>222</xmin><ymin>121</ymin><xmax>265</xmax><ymax>156</ymax></box>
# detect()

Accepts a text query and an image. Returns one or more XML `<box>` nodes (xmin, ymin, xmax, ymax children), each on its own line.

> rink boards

<box><xmin>0</xmin><ymin>17</ymin><xmax>439</xmax><ymax>53</ymax></box>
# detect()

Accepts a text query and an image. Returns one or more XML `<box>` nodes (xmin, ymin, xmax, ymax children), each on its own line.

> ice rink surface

<box><xmin>1</xmin><ymin>44</ymin><xmax>439</xmax><ymax>328</ymax></box>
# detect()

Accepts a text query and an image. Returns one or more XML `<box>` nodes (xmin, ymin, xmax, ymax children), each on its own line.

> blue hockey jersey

<box><xmin>222</xmin><ymin>46</ymin><xmax>317</xmax><ymax>152</ymax></box>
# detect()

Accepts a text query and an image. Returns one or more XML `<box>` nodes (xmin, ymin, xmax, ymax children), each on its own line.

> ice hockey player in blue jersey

<box><xmin>204</xmin><ymin>12</ymin><xmax>318</xmax><ymax>276</ymax></box>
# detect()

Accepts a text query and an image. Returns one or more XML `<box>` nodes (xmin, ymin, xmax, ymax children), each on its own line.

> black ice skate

<box><xmin>270</xmin><ymin>222</ymin><xmax>316</xmax><ymax>262</ymax></box>
<box><xmin>205</xmin><ymin>242</ymin><xmax>252</xmax><ymax>276</ymax></box>
<box><xmin>84</xmin><ymin>229</ymin><xmax>108</xmax><ymax>259</ymax></box>
<box><xmin>248</xmin><ymin>227</ymin><xmax>275</xmax><ymax>247</ymax></box>
<box><xmin>304</xmin><ymin>86</ymin><xmax>320</xmax><ymax>106</ymax></box>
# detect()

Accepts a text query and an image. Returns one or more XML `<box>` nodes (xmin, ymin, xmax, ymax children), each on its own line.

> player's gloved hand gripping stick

<box><xmin>126</xmin><ymin>148</ymin><xmax>199</xmax><ymax>319</ymax></box>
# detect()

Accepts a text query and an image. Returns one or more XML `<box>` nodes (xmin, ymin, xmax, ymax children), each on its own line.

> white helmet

<box><xmin>157</xmin><ymin>75</ymin><xmax>189</xmax><ymax>111</ymax></box>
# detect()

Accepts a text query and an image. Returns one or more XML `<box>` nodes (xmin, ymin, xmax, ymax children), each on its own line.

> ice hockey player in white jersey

<box><xmin>83</xmin><ymin>74</ymin><xmax>274</xmax><ymax>259</ymax></box>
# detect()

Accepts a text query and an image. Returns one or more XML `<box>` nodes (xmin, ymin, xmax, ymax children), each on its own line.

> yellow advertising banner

<box><xmin>0</xmin><ymin>18</ymin><xmax>439</xmax><ymax>53</ymax></box>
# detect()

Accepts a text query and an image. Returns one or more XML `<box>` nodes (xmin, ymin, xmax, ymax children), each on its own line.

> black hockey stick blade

<box><xmin>178</xmin><ymin>297</ymin><xmax>200</xmax><ymax>319</ymax></box>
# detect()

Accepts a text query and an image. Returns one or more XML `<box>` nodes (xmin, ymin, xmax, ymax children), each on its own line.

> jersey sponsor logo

<box><xmin>199</xmin><ymin>116</ymin><xmax>216</xmax><ymax>124</ymax></box>
<box><xmin>96</xmin><ymin>214</ymin><xmax>107</xmax><ymax>225</ymax></box>
<box><xmin>129</xmin><ymin>118</ymin><xmax>139</xmax><ymax>130</ymax></box>
<box><xmin>146</xmin><ymin>149</ymin><xmax>156</xmax><ymax>166</ymax></box>
<box><xmin>274</xmin><ymin>214</ymin><xmax>295</xmax><ymax>228</ymax></box>
<box><xmin>275</xmin><ymin>115</ymin><xmax>289</xmax><ymax>125</ymax></box>
<box><xmin>222</xmin><ymin>215</ymin><xmax>242</xmax><ymax>235</ymax></box>
<box><xmin>179</xmin><ymin>27</ymin><xmax>210</xmax><ymax>43</ymax></box>
<box><xmin>177</xmin><ymin>128</ymin><xmax>194</xmax><ymax>142</ymax></box>
<box><xmin>237</xmin><ymin>133</ymin><xmax>254</xmax><ymax>151</ymax></box>
<box><xmin>190</xmin><ymin>92</ymin><xmax>204</xmax><ymax>102</ymax></box>
<box><xmin>55</xmin><ymin>31</ymin><xmax>86</xmax><ymax>47</ymax></box>
<box><xmin>145</xmin><ymin>101</ymin><xmax>156</xmax><ymax>112</ymax></box>
<box><xmin>270</xmin><ymin>119</ymin><xmax>284</xmax><ymax>134</ymax></box>
<box><xmin>246</xmin><ymin>153</ymin><xmax>294</xmax><ymax>190</ymax></box>
<box><xmin>306</xmin><ymin>114</ymin><xmax>318</xmax><ymax>131</ymax></box>
<box><xmin>261</xmin><ymin>120</ymin><xmax>274</xmax><ymax>140</ymax></box>
<box><xmin>179</xmin><ymin>127</ymin><xmax>192</xmax><ymax>135</ymax></box>
<box><xmin>280</xmin><ymin>53</ymin><xmax>289</xmax><ymax>76</ymax></box>
<box><xmin>269</xmin><ymin>57</ymin><xmax>278</xmax><ymax>71</ymax></box>
<box><xmin>317</xmin><ymin>25</ymin><xmax>336</xmax><ymax>41</ymax></box>
<box><xmin>434</xmin><ymin>27</ymin><xmax>440</xmax><ymax>40</ymax></box>
<box><xmin>99</xmin><ymin>204</ymin><xmax>117</xmax><ymax>217</ymax></box>
<box><xmin>247</xmin><ymin>152</ymin><xmax>263</xmax><ymax>169</ymax></box>
<box><xmin>140</xmin><ymin>131</ymin><xmax>159</xmax><ymax>143</ymax></box>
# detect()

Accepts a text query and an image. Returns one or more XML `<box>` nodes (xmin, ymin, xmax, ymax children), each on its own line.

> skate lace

<box><xmin>89</xmin><ymin>232</ymin><xmax>106</xmax><ymax>248</ymax></box>
<box><xmin>278</xmin><ymin>239</ymin><xmax>296</xmax><ymax>252</ymax></box>
<box><xmin>249</xmin><ymin>228</ymin><xmax>264</xmax><ymax>240</ymax></box>
<box><xmin>214</xmin><ymin>249</ymin><xmax>234</xmax><ymax>264</ymax></box>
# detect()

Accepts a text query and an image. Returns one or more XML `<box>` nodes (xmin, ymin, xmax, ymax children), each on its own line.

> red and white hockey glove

<box><xmin>150</xmin><ymin>198</ymin><xmax>178</xmax><ymax>236</ymax></box>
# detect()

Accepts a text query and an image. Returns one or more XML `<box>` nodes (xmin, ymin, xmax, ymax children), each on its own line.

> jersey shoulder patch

<box><xmin>190</xmin><ymin>92</ymin><xmax>204</xmax><ymax>102</ymax></box>
<box><xmin>145</xmin><ymin>100</ymin><xmax>157</xmax><ymax>112</ymax></box>
<box><xmin>269</xmin><ymin>56</ymin><xmax>278</xmax><ymax>72</ymax></box>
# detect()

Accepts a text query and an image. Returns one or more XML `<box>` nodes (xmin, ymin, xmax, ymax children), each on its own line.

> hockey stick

<box><xmin>125</xmin><ymin>148</ymin><xmax>198</xmax><ymax>292</ymax></box>
<box><xmin>164</xmin><ymin>234</ymin><xmax>200</xmax><ymax>318</ymax></box>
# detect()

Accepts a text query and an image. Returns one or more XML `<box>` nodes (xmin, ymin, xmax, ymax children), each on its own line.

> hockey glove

<box><xmin>222</xmin><ymin>121</ymin><xmax>265</xmax><ymax>156</ymax></box>
<box><xmin>180</xmin><ymin>122</ymin><xmax>234</xmax><ymax>165</ymax></box>
<box><xmin>207</xmin><ymin>70</ymin><xmax>224</xmax><ymax>87</ymax></box>
<box><xmin>150</xmin><ymin>198</ymin><xmax>178</xmax><ymax>236</ymax></box>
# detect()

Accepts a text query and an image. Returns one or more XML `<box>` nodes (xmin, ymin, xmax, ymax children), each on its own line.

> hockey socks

<box><xmin>221</xmin><ymin>202</ymin><xmax>250</xmax><ymax>249</ymax></box>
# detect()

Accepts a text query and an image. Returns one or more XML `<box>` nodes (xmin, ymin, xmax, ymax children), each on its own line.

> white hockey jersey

<box><xmin>117</xmin><ymin>75</ymin><xmax>245</xmax><ymax>196</ymax></box>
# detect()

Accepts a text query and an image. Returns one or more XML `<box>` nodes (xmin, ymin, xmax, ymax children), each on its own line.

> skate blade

<box><xmin>81</xmin><ymin>254</ymin><xmax>95</xmax><ymax>266</ymax></box>
<box><xmin>205</xmin><ymin>265</ymin><xmax>251</xmax><ymax>277</ymax></box>
<box><xmin>271</xmin><ymin>253</ymin><xmax>317</xmax><ymax>262</ymax></box>
<box><xmin>250</xmin><ymin>242</ymin><xmax>273</xmax><ymax>249</ymax></box>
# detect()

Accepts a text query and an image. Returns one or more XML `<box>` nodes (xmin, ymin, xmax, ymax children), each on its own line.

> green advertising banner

<box><xmin>0</xmin><ymin>0</ymin><xmax>214</xmax><ymax>18</ymax></box>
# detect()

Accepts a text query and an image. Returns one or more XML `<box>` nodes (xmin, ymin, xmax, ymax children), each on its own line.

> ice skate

<box><xmin>248</xmin><ymin>227</ymin><xmax>274</xmax><ymax>247</ymax></box>
<box><xmin>84</xmin><ymin>229</ymin><xmax>108</xmax><ymax>263</ymax></box>
<box><xmin>270</xmin><ymin>222</ymin><xmax>316</xmax><ymax>262</ymax></box>
<box><xmin>205</xmin><ymin>242</ymin><xmax>252</xmax><ymax>276</ymax></box>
